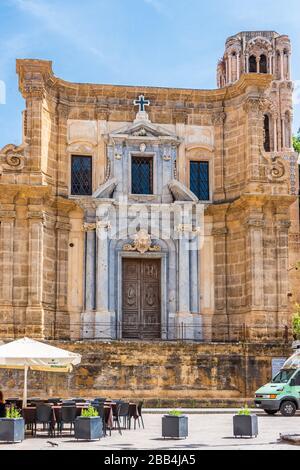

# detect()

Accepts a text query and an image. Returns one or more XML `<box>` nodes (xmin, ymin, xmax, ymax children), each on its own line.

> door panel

<box><xmin>122</xmin><ymin>259</ymin><xmax>161</xmax><ymax>340</ymax></box>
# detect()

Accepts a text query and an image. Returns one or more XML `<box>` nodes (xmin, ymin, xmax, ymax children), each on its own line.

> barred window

<box><xmin>71</xmin><ymin>156</ymin><xmax>92</xmax><ymax>196</ymax></box>
<box><xmin>132</xmin><ymin>156</ymin><xmax>153</xmax><ymax>195</ymax></box>
<box><xmin>190</xmin><ymin>161</ymin><xmax>210</xmax><ymax>201</ymax></box>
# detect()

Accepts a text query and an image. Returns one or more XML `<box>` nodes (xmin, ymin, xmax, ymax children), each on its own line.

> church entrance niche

<box><xmin>122</xmin><ymin>258</ymin><xmax>161</xmax><ymax>340</ymax></box>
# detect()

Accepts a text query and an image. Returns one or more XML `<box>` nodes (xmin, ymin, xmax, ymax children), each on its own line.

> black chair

<box><xmin>35</xmin><ymin>404</ymin><xmax>54</xmax><ymax>437</ymax></box>
<box><xmin>114</xmin><ymin>403</ymin><xmax>130</xmax><ymax>434</ymax></box>
<box><xmin>0</xmin><ymin>403</ymin><xmax>6</xmax><ymax>418</ymax></box>
<box><xmin>59</xmin><ymin>406</ymin><xmax>77</xmax><ymax>435</ymax></box>
<box><xmin>61</xmin><ymin>400</ymin><xmax>76</xmax><ymax>406</ymax></box>
<box><xmin>47</xmin><ymin>398</ymin><xmax>61</xmax><ymax>405</ymax></box>
<box><xmin>134</xmin><ymin>401</ymin><xmax>145</xmax><ymax>430</ymax></box>
<box><xmin>95</xmin><ymin>404</ymin><xmax>110</xmax><ymax>437</ymax></box>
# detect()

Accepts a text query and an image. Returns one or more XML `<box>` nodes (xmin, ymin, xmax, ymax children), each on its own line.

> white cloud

<box><xmin>143</xmin><ymin>0</ymin><xmax>171</xmax><ymax>17</ymax></box>
<box><xmin>10</xmin><ymin>0</ymin><xmax>108</xmax><ymax>63</ymax></box>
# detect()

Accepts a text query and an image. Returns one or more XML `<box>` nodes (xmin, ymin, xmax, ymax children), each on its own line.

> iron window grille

<box><xmin>190</xmin><ymin>161</ymin><xmax>210</xmax><ymax>201</ymax></box>
<box><xmin>71</xmin><ymin>155</ymin><xmax>93</xmax><ymax>196</ymax></box>
<box><xmin>131</xmin><ymin>156</ymin><xmax>153</xmax><ymax>195</ymax></box>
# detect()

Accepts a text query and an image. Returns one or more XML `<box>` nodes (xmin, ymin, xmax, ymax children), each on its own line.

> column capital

<box><xmin>82</xmin><ymin>223</ymin><xmax>96</xmax><ymax>232</ymax></box>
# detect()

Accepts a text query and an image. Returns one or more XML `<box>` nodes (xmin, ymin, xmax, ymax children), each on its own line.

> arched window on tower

<box><xmin>260</xmin><ymin>54</ymin><xmax>268</xmax><ymax>74</ymax></box>
<box><xmin>264</xmin><ymin>115</ymin><xmax>271</xmax><ymax>152</ymax></box>
<box><xmin>249</xmin><ymin>55</ymin><xmax>257</xmax><ymax>73</ymax></box>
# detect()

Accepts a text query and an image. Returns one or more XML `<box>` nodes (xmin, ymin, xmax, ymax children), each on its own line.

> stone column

<box><xmin>95</xmin><ymin>217</ymin><xmax>113</xmax><ymax>339</ymax></box>
<box><xmin>228</xmin><ymin>55</ymin><xmax>232</xmax><ymax>83</ymax></box>
<box><xmin>0</xmin><ymin>215</ymin><xmax>15</xmax><ymax>337</ymax></box>
<box><xmin>175</xmin><ymin>218</ymin><xmax>193</xmax><ymax>339</ymax></box>
<box><xmin>273</xmin><ymin>114</ymin><xmax>278</xmax><ymax>152</ymax></box>
<box><xmin>237</xmin><ymin>53</ymin><xmax>240</xmax><ymax>80</ymax></box>
<box><xmin>82</xmin><ymin>223</ymin><xmax>96</xmax><ymax>339</ymax></box>
<box><xmin>280</xmin><ymin>51</ymin><xmax>284</xmax><ymax>80</ymax></box>
<box><xmin>26</xmin><ymin>212</ymin><xmax>44</xmax><ymax>338</ymax></box>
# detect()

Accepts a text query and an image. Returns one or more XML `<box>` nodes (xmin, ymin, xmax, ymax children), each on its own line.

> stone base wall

<box><xmin>0</xmin><ymin>341</ymin><xmax>291</xmax><ymax>407</ymax></box>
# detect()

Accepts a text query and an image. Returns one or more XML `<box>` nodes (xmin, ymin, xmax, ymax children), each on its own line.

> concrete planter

<box><xmin>233</xmin><ymin>415</ymin><xmax>258</xmax><ymax>438</ymax></box>
<box><xmin>74</xmin><ymin>417</ymin><xmax>103</xmax><ymax>441</ymax></box>
<box><xmin>0</xmin><ymin>418</ymin><xmax>25</xmax><ymax>443</ymax></box>
<box><xmin>162</xmin><ymin>415</ymin><xmax>188</xmax><ymax>439</ymax></box>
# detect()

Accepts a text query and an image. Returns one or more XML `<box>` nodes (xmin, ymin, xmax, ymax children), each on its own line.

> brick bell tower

<box><xmin>217</xmin><ymin>31</ymin><xmax>293</xmax><ymax>154</ymax></box>
<box><xmin>217</xmin><ymin>31</ymin><xmax>300</xmax><ymax>326</ymax></box>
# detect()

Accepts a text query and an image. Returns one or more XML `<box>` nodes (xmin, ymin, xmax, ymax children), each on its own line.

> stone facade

<box><xmin>0</xmin><ymin>31</ymin><xmax>299</xmax><ymax>344</ymax></box>
<box><xmin>0</xmin><ymin>341</ymin><xmax>291</xmax><ymax>406</ymax></box>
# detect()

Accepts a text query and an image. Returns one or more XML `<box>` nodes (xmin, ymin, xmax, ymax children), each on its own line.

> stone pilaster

<box><xmin>0</xmin><ymin>214</ymin><xmax>15</xmax><ymax>337</ymax></box>
<box><xmin>212</xmin><ymin>112</ymin><xmax>226</xmax><ymax>201</ymax></box>
<box><xmin>82</xmin><ymin>223</ymin><xmax>96</xmax><ymax>339</ymax></box>
<box><xmin>243</xmin><ymin>97</ymin><xmax>265</xmax><ymax>183</ymax></box>
<box><xmin>95</xmin><ymin>219</ymin><xmax>113</xmax><ymax>339</ymax></box>
<box><xmin>55</xmin><ymin>218</ymin><xmax>72</xmax><ymax>339</ymax></box>
<box><xmin>56</xmin><ymin>104</ymin><xmax>69</xmax><ymax>196</ymax></box>
<box><xmin>26</xmin><ymin>211</ymin><xmax>45</xmax><ymax>338</ymax></box>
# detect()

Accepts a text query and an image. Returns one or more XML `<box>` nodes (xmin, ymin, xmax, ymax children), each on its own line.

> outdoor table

<box><xmin>22</xmin><ymin>405</ymin><xmax>114</xmax><ymax>434</ymax></box>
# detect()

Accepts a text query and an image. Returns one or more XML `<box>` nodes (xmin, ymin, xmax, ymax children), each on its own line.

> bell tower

<box><xmin>217</xmin><ymin>31</ymin><xmax>293</xmax><ymax>153</ymax></box>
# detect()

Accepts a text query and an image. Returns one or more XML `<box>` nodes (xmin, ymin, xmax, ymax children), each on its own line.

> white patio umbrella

<box><xmin>0</xmin><ymin>338</ymin><xmax>82</xmax><ymax>407</ymax></box>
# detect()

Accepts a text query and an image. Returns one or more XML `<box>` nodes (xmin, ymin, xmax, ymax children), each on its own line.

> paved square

<box><xmin>1</xmin><ymin>412</ymin><xmax>300</xmax><ymax>450</ymax></box>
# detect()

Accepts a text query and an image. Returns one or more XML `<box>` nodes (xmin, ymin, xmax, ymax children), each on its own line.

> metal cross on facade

<box><xmin>134</xmin><ymin>95</ymin><xmax>150</xmax><ymax>113</ymax></box>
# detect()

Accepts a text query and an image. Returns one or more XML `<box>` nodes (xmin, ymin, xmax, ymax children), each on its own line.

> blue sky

<box><xmin>0</xmin><ymin>0</ymin><xmax>300</xmax><ymax>148</ymax></box>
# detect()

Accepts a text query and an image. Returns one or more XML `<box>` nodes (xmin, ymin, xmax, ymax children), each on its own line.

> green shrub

<box><xmin>81</xmin><ymin>405</ymin><xmax>99</xmax><ymax>418</ymax></box>
<box><xmin>6</xmin><ymin>406</ymin><xmax>22</xmax><ymax>419</ymax></box>
<box><xmin>168</xmin><ymin>410</ymin><xmax>183</xmax><ymax>417</ymax></box>
<box><xmin>237</xmin><ymin>406</ymin><xmax>251</xmax><ymax>416</ymax></box>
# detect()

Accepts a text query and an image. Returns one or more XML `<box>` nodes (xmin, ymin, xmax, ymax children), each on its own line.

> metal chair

<box><xmin>59</xmin><ymin>406</ymin><xmax>77</xmax><ymax>435</ymax></box>
<box><xmin>95</xmin><ymin>404</ymin><xmax>110</xmax><ymax>437</ymax></box>
<box><xmin>35</xmin><ymin>404</ymin><xmax>54</xmax><ymax>437</ymax></box>
<box><xmin>115</xmin><ymin>403</ymin><xmax>130</xmax><ymax>433</ymax></box>
<box><xmin>135</xmin><ymin>401</ymin><xmax>145</xmax><ymax>429</ymax></box>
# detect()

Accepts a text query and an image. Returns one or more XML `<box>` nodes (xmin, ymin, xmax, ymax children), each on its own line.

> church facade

<box><xmin>0</xmin><ymin>31</ymin><xmax>299</xmax><ymax>344</ymax></box>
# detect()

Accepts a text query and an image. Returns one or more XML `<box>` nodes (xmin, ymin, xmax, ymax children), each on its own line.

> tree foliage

<box><xmin>292</xmin><ymin>305</ymin><xmax>300</xmax><ymax>340</ymax></box>
<box><xmin>293</xmin><ymin>129</ymin><xmax>300</xmax><ymax>154</ymax></box>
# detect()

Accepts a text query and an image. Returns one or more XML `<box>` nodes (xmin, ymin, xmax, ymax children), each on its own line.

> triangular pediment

<box><xmin>110</xmin><ymin>121</ymin><xmax>179</xmax><ymax>140</ymax></box>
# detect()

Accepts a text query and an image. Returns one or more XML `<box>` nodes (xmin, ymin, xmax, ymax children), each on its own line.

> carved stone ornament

<box><xmin>0</xmin><ymin>144</ymin><xmax>26</xmax><ymax>171</ymax></box>
<box><xmin>268</xmin><ymin>156</ymin><xmax>286</xmax><ymax>180</ymax></box>
<box><xmin>82</xmin><ymin>223</ymin><xmax>96</xmax><ymax>232</ymax></box>
<box><xmin>124</xmin><ymin>229</ymin><xmax>161</xmax><ymax>254</ymax></box>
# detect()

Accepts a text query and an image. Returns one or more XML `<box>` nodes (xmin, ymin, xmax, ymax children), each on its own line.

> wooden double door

<box><xmin>122</xmin><ymin>258</ymin><xmax>161</xmax><ymax>340</ymax></box>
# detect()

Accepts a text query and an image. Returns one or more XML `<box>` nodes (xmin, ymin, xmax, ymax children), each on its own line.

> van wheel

<box><xmin>264</xmin><ymin>410</ymin><xmax>278</xmax><ymax>416</ymax></box>
<box><xmin>280</xmin><ymin>401</ymin><xmax>297</xmax><ymax>417</ymax></box>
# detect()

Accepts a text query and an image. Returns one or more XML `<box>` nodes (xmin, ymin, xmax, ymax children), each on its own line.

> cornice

<box><xmin>16</xmin><ymin>58</ymin><xmax>273</xmax><ymax>105</ymax></box>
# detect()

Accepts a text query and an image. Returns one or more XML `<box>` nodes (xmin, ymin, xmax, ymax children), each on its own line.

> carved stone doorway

<box><xmin>122</xmin><ymin>258</ymin><xmax>161</xmax><ymax>340</ymax></box>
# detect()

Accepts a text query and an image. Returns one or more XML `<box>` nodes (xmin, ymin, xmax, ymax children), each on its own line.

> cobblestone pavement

<box><xmin>1</xmin><ymin>412</ymin><xmax>300</xmax><ymax>450</ymax></box>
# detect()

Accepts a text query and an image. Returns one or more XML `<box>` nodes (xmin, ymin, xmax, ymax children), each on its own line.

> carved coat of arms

<box><xmin>124</xmin><ymin>229</ymin><xmax>161</xmax><ymax>254</ymax></box>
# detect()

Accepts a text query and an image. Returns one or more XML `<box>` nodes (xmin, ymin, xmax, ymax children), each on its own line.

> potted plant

<box><xmin>0</xmin><ymin>406</ymin><xmax>25</xmax><ymax>443</ymax></box>
<box><xmin>74</xmin><ymin>405</ymin><xmax>103</xmax><ymax>441</ymax></box>
<box><xmin>162</xmin><ymin>410</ymin><xmax>188</xmax><ymax>439</ymax></box>
<box><xmin>233</xmin><ymin>406</ymin><xmax>258</xmax><ymax>438</ymax></box>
